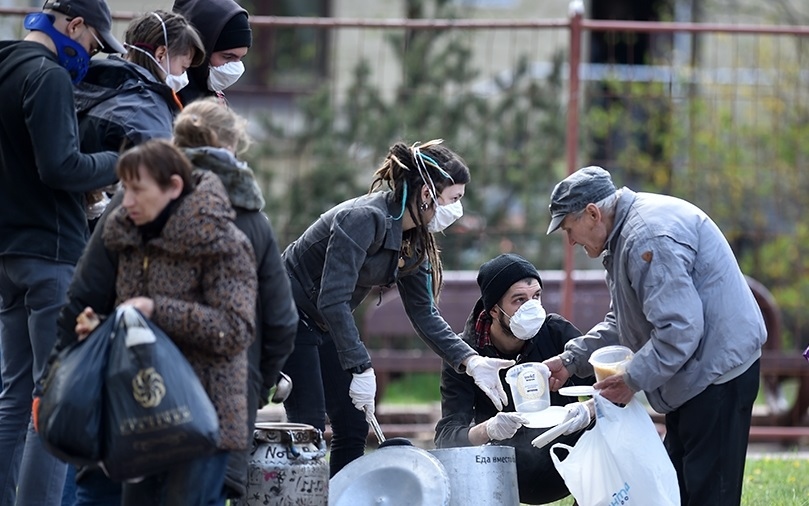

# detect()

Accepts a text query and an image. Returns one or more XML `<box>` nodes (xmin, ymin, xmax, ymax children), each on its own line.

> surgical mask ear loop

<box><xmin>411</xmin><ymin>143</ymin><xmax>440</xmax><ymax>205</ymax></box>
<box><xmin>410</xmin><ymin>141</ymin><xmax>455</xmax><ymax>210</ymax></box>
<box><xmin>152</xmin><ymin>12</ymin><xmax>171</xmax><ymax>80</ymax></box>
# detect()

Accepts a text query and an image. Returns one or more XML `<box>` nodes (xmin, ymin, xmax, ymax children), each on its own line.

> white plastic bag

<box><xmin>550</xmin><ymin>393</ymin><xmax>680</xmax><ymax>506</ymax></box>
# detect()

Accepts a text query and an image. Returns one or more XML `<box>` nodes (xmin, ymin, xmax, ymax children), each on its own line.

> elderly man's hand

<box><xmin>543</xmin><ymin>355</ymin><xmax>571</xmax><ymax>392</ymax></box>
<box><xmin>594</xmin><ymin>374</ymin><xmax>635</xmax><ymax>405</ymax></box>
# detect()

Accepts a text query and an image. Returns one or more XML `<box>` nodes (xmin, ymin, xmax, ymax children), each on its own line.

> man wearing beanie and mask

<box><xmin>434</xmin><ymin>254</ymin><xmax>594</xmax><ymax>505</ymax></box>
<box><xmin>173</xmin><ymin>0</ymin><xmax>252</xmax><ymax>104</ymax></box>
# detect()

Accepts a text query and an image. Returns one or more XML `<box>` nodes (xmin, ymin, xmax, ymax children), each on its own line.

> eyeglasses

<box><xmin>86</xmin><ymin>28</ymin><xmax>104</xmax><ymax>56</ymax></box>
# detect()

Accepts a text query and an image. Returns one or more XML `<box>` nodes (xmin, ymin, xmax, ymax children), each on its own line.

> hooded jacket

<box><xmin>172</xmin><ymin>0</ymin><xmax>248</xmax><ymax>104</ymax></box>
<box><xmin>103</xmin><ymin>170</ymin><xmax>257</xmax><ymax>451</ymax></box>
<box><xmin>183</xmin><ymin>146</ymin><xmax>298</xmax><ymax>497</ymax></box>
<box><xmin>0</xmin><ymin>40</ymin><xmax>118</xmax><ymax>264</ymax></box>
<box><xmin>74</xmin><ymin>56</ymin><xmax>180</xmax><ymax>154</ymax></box>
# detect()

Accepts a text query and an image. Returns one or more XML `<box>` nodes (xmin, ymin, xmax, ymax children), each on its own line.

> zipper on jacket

<box><xmin>143</xmin><ymin>255</ymin><xmax>149</xmax><ymax>273</ymax></box>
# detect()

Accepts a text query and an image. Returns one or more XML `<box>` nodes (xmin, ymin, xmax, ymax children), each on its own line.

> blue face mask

<box><xmin>24</xmin><ymin>12</ymin><xmax>91</xmax><ymax>84</ymax></box>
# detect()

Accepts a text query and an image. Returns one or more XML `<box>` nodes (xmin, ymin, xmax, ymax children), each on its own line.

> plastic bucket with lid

<box><xmin>588</xmin><ymin>345</ymin><xmax>634</xmax><ymax>382</ymax></box>
<box><xmin>505</xmin><ymin>362</ymin><xmax>550</xmax><ymax>413</ymax></box>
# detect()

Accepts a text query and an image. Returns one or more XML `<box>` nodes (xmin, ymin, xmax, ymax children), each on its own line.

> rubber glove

<box><xmin>486</xmin><ymin>412</ymin><xmax>529</xmax><ymax>441</ymax></box>
<box><xmin>349</xmin><ymin>368</ymin><xmax>377</xmax><ymax>415</ymax></box>
<box><xmin>465</xmin><ymin>355</ymin><xmax>515</xmax><ymax>410</ymax></box>
<box><xmin>562</xmin><ymin>401</ymin><xmax>593</xmax><ymax>435</ymax></box>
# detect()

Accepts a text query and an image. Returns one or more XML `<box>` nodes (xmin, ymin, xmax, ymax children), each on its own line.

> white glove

<box><xmin>349</xmin><ymin>368</ymin><xmax>376</xmax><ymax>415</ymax></box>
<box><xmin>485</xmin><ymin>412</ymin><xmax>529</xmax><ymax>441</ymax></box>
<box><xmin>561</xmin><ymin>401</ymin><xmax>592</xmax><ymax>435</ymax></box>
<box><xmin>465</xmin><ymin>355</ymin><xmax>515</xmax><ymax>410</ymax></box>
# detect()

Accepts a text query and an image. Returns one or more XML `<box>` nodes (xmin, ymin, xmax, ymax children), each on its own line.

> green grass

<box><xmin>383</xmin><ymin>372</ymin><xmax>442</xmax><ymax>403</ymax></box>
<box><xmin>742</xmin><ymin>457</ymin><xmax>809</xmax><ymax>505</ymax></box>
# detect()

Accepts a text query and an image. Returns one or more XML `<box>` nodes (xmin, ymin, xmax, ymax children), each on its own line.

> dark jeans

<box><xmin>282</xmin><ymin>317</ymin><xmax>367</xmax><ymax>477</ymax></box>
<box><xmin>0</xmin><ymin>256</ymin><xmax>72</xmax><ymax>506</ymax></box>
<box><xmin>664</xmin><ymin>359</ymin><xmax>760</xmax><ymax>506</ymax></box>
<box><xmin>73</xmin><ymin>466</ymin><xmax>121</xmax><ymax>506</ymax></box>
<box><xmin>121</xmin><ymin>451</ymin><xmax>229</xmax><ymax>506</ymax></box>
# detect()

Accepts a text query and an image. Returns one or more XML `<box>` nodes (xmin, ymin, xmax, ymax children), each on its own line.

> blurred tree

<box><xmin>251</xmin><ymin>0</ymin><xmax>568</xmax><ymax>272</ymax></box>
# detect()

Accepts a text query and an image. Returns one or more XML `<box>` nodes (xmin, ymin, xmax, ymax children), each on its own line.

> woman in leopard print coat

<box><xmin>90</xmin><ymin>139</ymin><xmax>256</xmax><ymax>504</ymax></box>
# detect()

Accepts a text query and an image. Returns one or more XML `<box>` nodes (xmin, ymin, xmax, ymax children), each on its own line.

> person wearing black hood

<box><xmin>172</xmin><ymin>0</ymin><xmax>252</xmax><ymax>104</ymax></box>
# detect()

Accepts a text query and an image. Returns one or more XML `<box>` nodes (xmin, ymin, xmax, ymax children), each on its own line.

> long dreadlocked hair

<box><xmin>369</xmin><ymin>139</ymin><xmax>471</xmax><ymax>298</ymax></box>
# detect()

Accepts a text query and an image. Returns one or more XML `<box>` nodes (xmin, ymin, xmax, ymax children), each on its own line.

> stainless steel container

<box><xmin>233</xmin><ymin>422</ymin><xmax>328</xmax><ymax>506</ymax></box>
<box><xmin>329</xmin><ymin>445</ymin><xmax>450</xmax><ymax>506</ymax></box>
<box><xmin>429</xmin><ymin>445</ymin><xmax>520</xmax><ymax>506</ymax></box>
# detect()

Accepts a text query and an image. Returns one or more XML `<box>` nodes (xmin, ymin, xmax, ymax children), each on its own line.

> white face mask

<box><xmin>504</xmin><ymin>299</ymin><xmax>546</xmax><ymax>340</ymax></box>
<box><xmin>427</xmin><ymin>200</ymin><xmax>463</xmax><ymax>233</ymax></box>
<box><xmin>207</xmin><ymin>61</ymin><xmax>245</xmax><ymax>91</ymax></box>
<box><xmin>149</xmin><ymin>11</ymin><xmax>189</xmax><ymax>93</ymax></box>
<box><xmin>165</xmin><ymin>71</ymin><xmax>189</xmax><ymax>93</ymax></box>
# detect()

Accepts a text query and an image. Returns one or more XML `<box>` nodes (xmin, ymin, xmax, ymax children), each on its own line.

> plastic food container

<box><xmin>588</xmin><ymin>345</ymin><xmax>634</xmax><ymax>382</ymax></box>
<box><xmin>505</xmin><ymin>362</ymin><xmax>550</xmax><ymax>413</ymax></box>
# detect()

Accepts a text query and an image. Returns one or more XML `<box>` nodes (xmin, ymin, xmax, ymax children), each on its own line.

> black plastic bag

<box><xmin>37</xmin><ymin>315</ymin><xmax>114</xmax><ymax>465</ymax></box>
<box><xmin>101</xmin><ymin>306</ymin><xmax>220</xmax><ymax>481</ymax></box>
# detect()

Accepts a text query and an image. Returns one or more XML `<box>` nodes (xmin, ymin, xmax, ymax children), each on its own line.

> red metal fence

<box><xmin>3</xmin><ymin>4</ymin><xmax>809</xmax><ymax>348</ymax></box>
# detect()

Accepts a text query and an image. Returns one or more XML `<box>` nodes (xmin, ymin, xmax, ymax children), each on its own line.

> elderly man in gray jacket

<box><xmin>543</xmin><ymin>166</ymin><xmax>766</xmax><ymax>506</ymax></box>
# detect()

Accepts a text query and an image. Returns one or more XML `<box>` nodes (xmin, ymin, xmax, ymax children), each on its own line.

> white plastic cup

<box><xmin>588</xmin><ymin>345</ymin><xmax>634</xmax><ymax>382</ymax></box>
<box><xmin>505</xmin><ymin>363</ymin><xmax>550</xmax><ymax>413</ymax></box>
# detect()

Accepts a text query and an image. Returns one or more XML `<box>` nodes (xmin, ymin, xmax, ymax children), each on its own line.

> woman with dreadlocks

<box><xmin>281</xmin><ymin>139</ymin><xmax>515</xmax><ymax>476</ymax></box>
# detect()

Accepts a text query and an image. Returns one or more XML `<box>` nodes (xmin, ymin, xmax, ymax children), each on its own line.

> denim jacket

<box><xmin>282</xmin><ymin>191</ymin><xmax>476</xmax><ymax>371</ymax></box>
<box><xmin>562</xmin><ymin>188</ymin><xmax>766</xmax><ymax>413</ymax></box>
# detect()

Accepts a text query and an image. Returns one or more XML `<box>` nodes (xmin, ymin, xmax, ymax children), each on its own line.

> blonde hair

<box><xmin>172</xmin><ymin>97</ymin><xmax>251</xmax><ymax>154</ymax></box>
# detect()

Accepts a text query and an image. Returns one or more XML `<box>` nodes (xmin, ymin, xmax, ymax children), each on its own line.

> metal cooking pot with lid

<box><xmin>329</xmin><ymin>410</ymin><xmax>451</xmax><ymax>506</ymax></box>
<box><xmin>328</xmin><ymin>444</ymin><xmax>451</xmax><ymax>506</ymax></box>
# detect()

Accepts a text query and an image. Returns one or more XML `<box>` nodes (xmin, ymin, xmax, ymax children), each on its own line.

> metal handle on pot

<box><xmin>364</xmin><ymin>407</ymin><xmax>386</xmax><ymax>443</ymax></box>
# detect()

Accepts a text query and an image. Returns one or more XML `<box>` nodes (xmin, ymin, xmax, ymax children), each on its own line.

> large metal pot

<box><xmin>329</xmin><ymin>444</ymin><xmax>451</xmax><ymax>506</ymax></box>
<box><xmin>429</xmin><ymin>445</ymin><xmax>520</xmax><ymax>506</ymax></box>
<box><xmin>232</xmin><ymin>422</ymin><xmax>329</xmax><ymax>506</ymax></box>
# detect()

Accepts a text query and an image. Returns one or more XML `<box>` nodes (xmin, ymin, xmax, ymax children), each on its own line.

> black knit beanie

<box><xmin>477</xmin><ymin>254</ymin><xmax>542</xmax><ymax>312</ymax></box>
<box><xmin>214</xmin><ymin>12</ymin><xmax>252</xmax><ymax>51</ymax></box>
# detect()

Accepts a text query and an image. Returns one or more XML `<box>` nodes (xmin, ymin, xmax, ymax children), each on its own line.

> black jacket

<box><xmin>0</xmin><ymin>41</ymin><xmax>118</xmax><ymax>264</ymax></box>
<box><xmin>434</xmin><ymin>304</ymin><xmax>595</xmax><ymax>505</ymax></box>
<box><xmin>74</xmin><ymin>56</ymin><xmax>180</xmax><ymax>153</ymax></box>
<box><xmin>172</xmin><ymin>0</ymin><xmax>248</xmax><ymax>104</ymax></box>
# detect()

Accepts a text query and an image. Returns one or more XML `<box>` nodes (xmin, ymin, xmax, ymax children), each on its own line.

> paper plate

<box><xmin>520</xmin><ymin>406</ymin><xmax>568</xmax><ymax>428</ymax></box>
<box><xmin>558</xmin><ymin>385</ymin><xmax>598</xmax><ymax>397</ymax></box>
<box><xmin>329</xmin><ymin>445</ymin><xmax>450</xmax><ymax>506</ymax></box>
